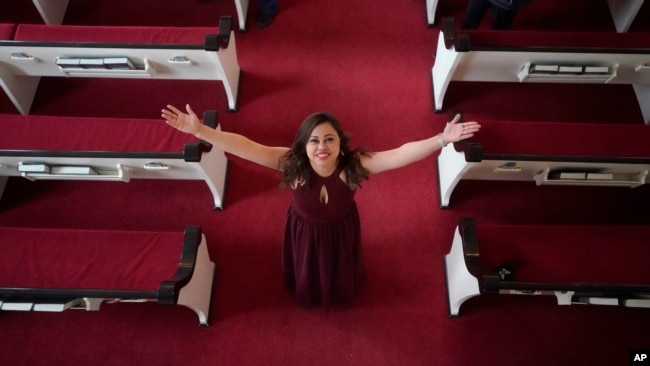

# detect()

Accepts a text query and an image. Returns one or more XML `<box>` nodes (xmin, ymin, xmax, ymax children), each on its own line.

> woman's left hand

<box><xmin>441</xmin><ymin>113</ymin><xmax>481</xmax><ymax>144</ymax></box>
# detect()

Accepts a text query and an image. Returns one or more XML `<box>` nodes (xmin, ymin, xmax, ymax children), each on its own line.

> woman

<box><xmin>161</xmin><ymin>104</ymin><xmax>481</xmax><ymax>307</ymax></box>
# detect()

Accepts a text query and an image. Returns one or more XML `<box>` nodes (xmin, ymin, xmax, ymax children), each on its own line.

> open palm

<box><xmin>161</xmin><ymin>104</ymin><xmax>201</xmax><ymax>136</ymax></box>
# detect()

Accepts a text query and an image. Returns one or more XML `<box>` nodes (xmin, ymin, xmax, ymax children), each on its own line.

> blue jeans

<box><xmin>259</xmin><ymin>0</ymin><xmax>278</xmax><ymax>16</ymax></box>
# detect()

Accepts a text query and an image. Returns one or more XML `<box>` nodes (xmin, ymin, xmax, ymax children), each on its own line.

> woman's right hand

<box><xmin>162</xmin><ymin>104</ymin><xmax>201</xmax><ymax>136</ymax></box>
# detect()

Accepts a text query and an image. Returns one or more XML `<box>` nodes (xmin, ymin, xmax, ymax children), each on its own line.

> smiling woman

<box><xmin>161</xmin><ymin>104</ymin><xmax>480</xmax><ymax>308</ymax></box>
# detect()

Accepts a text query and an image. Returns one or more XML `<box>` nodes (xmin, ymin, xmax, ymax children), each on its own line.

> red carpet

<box><xmin>1</xmin><ymin>0</ymin><xmax>650</xmax><ymax>365</ymax></box>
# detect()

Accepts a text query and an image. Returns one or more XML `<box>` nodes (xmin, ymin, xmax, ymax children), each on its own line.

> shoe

<box><xmin>256</xmin><ymin>13</ymin><xmax>275</xmax><ymax>28</ymax></box>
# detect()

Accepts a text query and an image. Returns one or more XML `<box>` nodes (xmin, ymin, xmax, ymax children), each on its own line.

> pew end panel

<box><xmin>0</xmin><ymin>16</ymin><xmax>240</xmax><ymax>113</ymax></box>
<box><xmin>0</xmin><ymin>23</ymin><xmax>35</xmax><ymax>114</ymax></box>
<box><xmin>607</xmin><ymin>0</ymin><xmax>645</xmax><ymax>32</ymax></box>
<box><xmin>233</xmin><ymin>0</ymin><xmax>250</xmax><ymax>31</ymax></box>
<box><xmin>425</xmin><ymin>0</ymin><xmax>439</xmax><ymax>26</ymax></box>
<box><xmin>31</xmin><ymin>0</ymin><xmax>69</xmax><ymax>25</ymax></box>
<box><xmin>0</xmin><ymin>225</ymin><xmax>216</xmax><ymax>326</ymax></box>
<box><xmin>431</xmin><ymin>17</ymin><xmax>650</xmax><ymax>123</ymax></box>
<box><xmin>445</xmin><ymin>218</ymin><xmax>650</xmax><ymax>316</ymax></box>
<box><xmin>443</xmin><ymin>219</ymin><xmax>480</xmax><ymax>317</ymax></box>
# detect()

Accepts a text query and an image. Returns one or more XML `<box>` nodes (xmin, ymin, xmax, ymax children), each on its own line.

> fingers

<box><xmin>161</xmin><ymin>104</ymin><xmax>190</xmax><ymax>125</ymax></box>
<box><xmin>185</xmin><ymin>104</ymin><xmax>195</xmax><ymax>116</ymax></box>
<box><xmin>448</xmin><ymin>113</ymin><xmax>461</xmax><ymax>125</ymax></box>
<box><xmin>166</xmin><ymin>104</ymin><xmax>183</xmax><ymax>115</ymax></box>
<box><xmin>161</xmin><ymin>110</ymin><xmax>174</xmax><ymax>119</ymax></box>
<box><xmin>459</xmin><ymin>123</ymin><xmax>480</xmax><ymax>135</ymax></box>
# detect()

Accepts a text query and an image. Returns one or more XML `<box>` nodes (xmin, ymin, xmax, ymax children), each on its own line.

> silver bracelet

<box><xmin>438</xmin><ymin>134</ymin><xmax>447</xmax><ymax>148</ymax></box>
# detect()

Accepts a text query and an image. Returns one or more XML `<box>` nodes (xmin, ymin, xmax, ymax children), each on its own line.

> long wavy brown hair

<box><xmin>279</xmin><ymin>112</ymin><xmax>370</xmax><ymax>189</ymax></box>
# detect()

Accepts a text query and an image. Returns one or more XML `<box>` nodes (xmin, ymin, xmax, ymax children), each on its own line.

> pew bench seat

<box><xmin>431</xmin><ymin>17</ymin><xmax>650</xmax><ymax>123</ymax></box>
<box><xmin>0</xmin><ymin>225</ymin><xmax>215</xmax><ymax>326</ymax></box>
<box><xmin>444</xmin><ymin>218</ymin><xmax>650</xmax><ymax>316</ymax></box>
<box><xmin>0</xmin><ymin>23</ymin><xmax>15</xmax><ymax>39</ymax></box>
<box><xmin>0</xmin><ymin>110</ymin><xmax>228</xmax><ymax>209</ymax></box>
<box><xmin>29</xmin><ymin>0</ymin><xmax>250</xmax><ymax>31</ymax></box>
<box><xmin>437</xmin><ymin>117</ymin><xmax>650</xmax><ymax>207</ymax></box>
<box><xmin>0</xmin><ymin>16</ymin><xmax>240</xmax><ymax>113</ymax></box>
<box><xmin>425</xmin><ymin>0</ymin><xmax>646</xmax><ymax>32</ymax></box>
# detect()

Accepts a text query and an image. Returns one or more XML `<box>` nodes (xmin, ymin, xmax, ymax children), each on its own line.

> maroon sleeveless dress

<box><xmin>282</xmin><ymin>164</ymin><xmax>365</xmax><ymax>308</ymax></box>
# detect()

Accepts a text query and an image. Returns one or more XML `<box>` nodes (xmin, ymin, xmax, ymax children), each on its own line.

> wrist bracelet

<box><xmin>438</xmin><ymin>134</ymin><xmax>447</xmax><ymax>148</ymax></box>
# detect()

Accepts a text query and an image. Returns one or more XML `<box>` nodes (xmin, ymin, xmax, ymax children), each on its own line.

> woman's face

<box><xmin>305</xmin><ymin>122</ymin><xmax>341</xmax><ymax>174</ymax></box>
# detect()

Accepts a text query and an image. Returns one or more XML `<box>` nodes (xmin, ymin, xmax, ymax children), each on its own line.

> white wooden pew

<box><xmin>0</xmin><ymin>110</ymin><xmax>228</xmax><ymax>209</ymax></box>
<box><xmin>0</xmin><ymin>16</ymin><xmax>240</xmax><ymax>114</ymax></box>
<box><xmin>445</xmin><ymin>218</ymin><xmax>650</xmax><ymax>316</ymax></box>
<box><xmin>425</xmin><ymin>0</ymin><xmax>645</xmax><ymax>31</ymax></box>
<box><xmin>425</xmin><ymin>0</ymin><xmax>439</xmax><ymax>26</ymax></box>
<box><xmin>437</xmin><ymin>116</ymin><xmax>650</xmax><ymax>208</ymax></box>
<box><xmin>0</xmin><ymin>225</ymin><xmax>216</xmax><ymax>326</ymax></box>
<box><xmin>606</xmin><ymin>0</ymin><xmax>645</xmax><ymax>32</ymax></box>
<box><xmin>431</xmin><ymin>17</ymin><xmax>650</xmax><ymax>123</ymax></box>
<box><xmin>30</xmin><ymin>0</ymin><xmax>251</xmax><ymax>31</ymax></box>
<box><xmin>31</xmin><ymin>0</ymin><xmax>69</xmax><ymax>25</ymax></box>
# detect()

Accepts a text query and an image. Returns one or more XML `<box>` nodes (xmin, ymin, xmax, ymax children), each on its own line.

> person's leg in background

<box><xmin>461</xmin><ymin>0</ymin><xmax>491</xmax><ymax>29</ymax></box>
<box><xmin>490</xmin><ymin>7</ymin><xmax>517</xmax><ymax>29</ymax></box>
<box><xmin>257</xmin><ymin>0</ymin><xmax>278</xmax><ymax>28</ymax></box>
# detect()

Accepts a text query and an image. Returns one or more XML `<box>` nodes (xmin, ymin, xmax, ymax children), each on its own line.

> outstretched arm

<box><xmin>162</xmin><ymin>104</ymin><xmax>289</xmax><ymax>170</ymax></box>
<box><xmin>360</xmin><ymin>114</ymin><xmax>481</xmax><ymax>175</ymax></box>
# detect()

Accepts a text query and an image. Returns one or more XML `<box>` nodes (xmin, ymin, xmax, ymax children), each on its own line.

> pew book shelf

<box><xmin>55</xmin><ymin>58</ymin><xmax>156</xmax><ymax>78</ymax></box>
<box><xmin>19</xmin><ymin>163</ymin><xmax>130</xmax><ymax>182</ymax></box>
<box><xmin>533</xmin><ymin>168</ymin><xmax>647</xmax><ymax>188</ymax></box>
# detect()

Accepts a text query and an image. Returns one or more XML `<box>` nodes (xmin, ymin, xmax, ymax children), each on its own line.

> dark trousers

<box><xmin>259</xmin><ymin>0</ymin><xmax>278</xmax><ymax>16</ymax></box>
<box><xmin>461</xmin><ymin>0</ymin><xmax>518</xmax><ymax>30</ymax></box>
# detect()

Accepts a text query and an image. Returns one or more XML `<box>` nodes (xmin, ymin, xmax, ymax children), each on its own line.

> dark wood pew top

<box><xmin>0</xmin><ymin>113</ymin><xmax>212</xmax><ymax>153</ymax></box>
